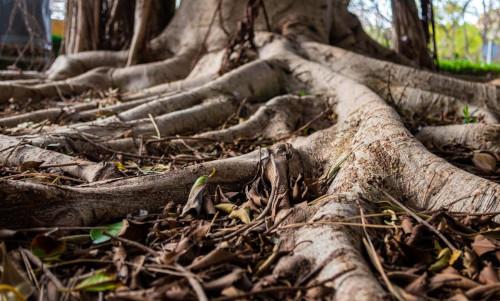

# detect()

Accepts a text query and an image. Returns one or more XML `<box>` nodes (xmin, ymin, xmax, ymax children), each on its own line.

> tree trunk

<box><xmin>391</xmin><ymin>0</ymin><xmax>435</xmax><ymax>69</ymax></box>
<box><xmin>63</xmin><ymin>0</ymin><xmax>175</xmax><ymax>57</ymax></box>
<box><xmin>0</xmin><ymin>0</ymin><xmax>499</xmax><ymax>300</ymax></box>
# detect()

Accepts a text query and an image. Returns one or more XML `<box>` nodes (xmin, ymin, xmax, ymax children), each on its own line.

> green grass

<box><xmin>52</xmin><ymin>34</ymin><xmax>62</xmax><ymax>54</ymax></box>
<box><xmin>438</xmin><ymin>59</ymin><xmax>500</xmax><ymax>75</ymax></box>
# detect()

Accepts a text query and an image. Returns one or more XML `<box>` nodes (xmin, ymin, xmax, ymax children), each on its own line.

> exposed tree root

<box><xmin>0</xmin><ymin>134</ymin><xmax>118</xmax><ymax>182</ymax></box>
<box><xmin>0</xmin><ymin>102</ymin><xmax>97</xmax><ymax>128</ymax></box>
<box><xmin>387</xmin><ymin>86</ymin><xmax>499</xmax><ymax>125</ymax></box>
<box><xmin>273</xmin><ymin>194</ymin><xmax>388</xmax><ymax>301</ymax></box>
<box><xmin>0</xmin><ymin>151</ymin><xmax>261</xmax><ymax>227</ymax></box>
<box><xmin>1</xmin><ymin>1</ymin><xmax>499</xmax><ymax>299</ymax></box>
<box><xmin>180</xmin><ymin>94</ymin><xmax>330</xmax><ymax>144</ymax></box>
<box><xmin>301</xmin><ymin>41</ymin><xmax>499</xmax><ymax>114</ymax></box>
<box><xmin>0</xmin><ymin>70</ymin><xmax>45</xmax><ymax>81</ymax></box>
<box><xmin>417</xmin><ymin>124</ymin><xmax>500</xmax><ymax>153</ymax></box>
<box><xmin>104</xmin><ymin>95</ymin><xmax>238</xmax><ymax>152</ymax></box>
<box><xmin>46</xmin><ymin>50</ymin><xmax>128</xmax><ymax>80</ymax></box>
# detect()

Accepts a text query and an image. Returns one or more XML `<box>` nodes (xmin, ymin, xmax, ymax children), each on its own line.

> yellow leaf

<box><xmin>383</xmin><ymin>209</ymin><xmax>397</xmax><ymax>226</ymax></box>
<box><xmin>229</xmin><ymin>208</ymin><xmax>251</xmax><ymax>224</ymax></box>
<box><xmin>449</xmin><ymin>250</ymin><xmax>462</xmax><ymax>265</ymax></box>
<box><xmin>115</xmin><ymin>162</ymin><xmax>126</xmax><ymax>171</ymax></box>
<box><xmin>215</xmin><ymin>203</ymin><xmax>236</xmax><ymax>214</ymax></box>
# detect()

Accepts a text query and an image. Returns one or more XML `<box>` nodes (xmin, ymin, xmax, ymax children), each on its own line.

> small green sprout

<box><xmin>462</xmin><ymin>105</ymin><xmax>477</xmax><ymax>124</ymax></box>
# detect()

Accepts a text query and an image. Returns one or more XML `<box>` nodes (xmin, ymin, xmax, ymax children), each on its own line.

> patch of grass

<box><xmin>52</xmin><ymin>34</ymin><xmax>62</xmax><ymax>54</ymax></box>
<box><xmin>438</xmin><ymin>59</ymin><xmax>500</xmax><ymax>75</ymax></box>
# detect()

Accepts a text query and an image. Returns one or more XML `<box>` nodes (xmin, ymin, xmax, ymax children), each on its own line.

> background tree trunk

<box><xmin>63</xmin><ymin>0</ymin><xmax>175</xmax><ymax>57</ymax></box>
<box><xmin>391</xmin><ymin>0</ymin><xmax>435</xmax><ymax>69</ymax></box>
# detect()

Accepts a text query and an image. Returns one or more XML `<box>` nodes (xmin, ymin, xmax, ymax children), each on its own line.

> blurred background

<box><xmin>350</xmin><ymin>0</ymin><xmax>500</xmax><ymax>78</ymax></box>
<box><xmin>0</xmin><ymin>0</ymin><xmax>499</xmax><ymax>79</ymax></box>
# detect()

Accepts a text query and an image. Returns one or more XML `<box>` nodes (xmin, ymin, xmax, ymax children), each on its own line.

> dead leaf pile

<box><xmin>0</xmin><ymin>148</ymin><xmax>313</xmax><ymax>301</ymax></box>
<box><xmin>363</xmin><ymin>207</ymin><xmax>500</xmax><ymax>300</ymax></box>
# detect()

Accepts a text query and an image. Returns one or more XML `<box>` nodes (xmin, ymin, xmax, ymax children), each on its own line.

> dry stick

<box><xmin>212</xmin><ymin>268</ymin><xmax>355</xmax><ymax>301</ymax></box>
<box><xmin>358</xmin><ymin>204</ymin><xmax>405</xmax><ymax>301</ymax></box>
<box><xmin>0</xmin><ymin>172</ymin><xmax>85</xmax><ymax>183</ymax></box>
<box><xmin>40</xmin><ymin>162</ymin><xmax>83</xmax><ymax>168</ymax></box>
<box><xmin>259</xmin><ymin>0</ymin><xmax>271</xmax><ymax>31</ymax></box>
<box><xmin>145</xmin><ymin>135</ymin><xmax>221</xmax><ymax>144</ymax></box>
<box><xmin>78</xmin><ymin>133</ymin><xmax>162</xmax><ymax>160</ymax></box>
<box><xmin>2</xmin><ymin>139</ymin><xmax>27</xmax><ymax>165</ymax></box>
<box><xmin>271</xmin><ymin>212</ymin><xmax>401</xmax><ymax>234</ymax></box>
<box><xmin>277</xmin><ymin>110</ymin><xmax>329</xmax><ymax>141</ymax></box>
<box><xmin>175</xmin><ymin>264</ymin><xmax>209</xmax><ymax>301</ymax></box>
<box><xmin>422</xmin><ymin>171</ymin><xmax>437</xmax><ymax>209</ymax></box>
<box><xmin>441</xmin><ymin>195</ymin><xmax>474</xmax><ymax>210</ymax></box>
<box><xmin>20</xmin><ymin>250</ymin><xmax>39</xmax><ymax>290</ymax></box>
<box><xmin>210</xmin><ymin>218</ymin><xmax>265</xmax><ymax>241</ymax></box>
<box><xmin>220</xmin><ymin>98</ymin><xmax>247</xmax><ymax>130</ymax></box>
<box><xmin>142</xmin><ymin>266</ymin><xmax>186</xmax><ymax>277</ymax></box>
<box><xmin>0</xmin><ymin>141</ymin><xmax>29</xmax><ymax>154</ymax></box>
<box><xmin>445</xmin><ymin>210</ymin><xmax>500</xmax><ymax>217</ymax></box>
<box><xmin>47</xmin><ymin>259</ymin><xmax>140</xmax><ymax>269</ymax></box>
<box><xmin>263</xmin><ymin>209</ymin><xmax>293</xmax><ymax>234</ymax></box>
<box><xmin>465</xmin><ymin>282</ymin><xmax>500</xmax><ymax>299</ymax></box>
<box><xmin>279</xmin><ymin>221</ymin><xmax>402</xmax><ymax>230</ymax></box>
<box><xmin>379</xmin><ymin>190</ymin><xmax>457</xmax><ymax>251</ymax></box>
<box><xmin>20</xmin><ymin>249</ymin><xmax>65</xmax><ymax>291</ymax></box>
<box><xmin>104</xmin><ymin>231</ymin><xmax>159</xmax><ymax>257</ymax></box>
<box><xmin>0</xmin><ymin>284</ymin><xmax>26</xmax><ymax>301</ymax></box>
<box><xmin>6</xmin><ymin>225</ymin><xmax>117</xmax><ymax>235</ymax></box>
<box><xmin>148</xmin><ymin>113</ymin><xmax>162</xmax><ymax>139</ymax></box>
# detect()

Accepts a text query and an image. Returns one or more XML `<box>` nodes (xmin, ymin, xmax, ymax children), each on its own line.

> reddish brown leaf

<box><xmin>472</xmin><ymin>235</ymin><xmax>497</xmax><ymax>256</ymax></box>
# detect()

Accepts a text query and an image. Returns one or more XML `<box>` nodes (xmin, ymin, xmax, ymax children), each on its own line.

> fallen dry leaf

<box><xmin>471</xmin><ymin>234</ymin><xmax>497</xmax><ymax>256</ymax></box>
<box><xmin>472</xmin><ymin>152</ymin><xmax>497</xmax><ymax>173</ymax></box>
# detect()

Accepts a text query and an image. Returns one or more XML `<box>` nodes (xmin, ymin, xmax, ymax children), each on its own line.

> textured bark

<box><xmin>0</xmin><ymin>0</ymin><xmax>499</xmax><ymax>299</ymax></box>
<box><xmin>391</xmin><ymin>0</ymin><xmax>435</xmax><ymax>69</ymax></box>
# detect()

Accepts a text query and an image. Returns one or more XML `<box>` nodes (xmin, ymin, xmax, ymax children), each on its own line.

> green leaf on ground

<box><xmin>181</xmin><ymin>169</ymin><xmax>216</xmax><ymax>217</ymax></box>
<box><xmin>75</xmin><ymin>272</ymin><xmax>120</xmax><ymax>292</ymax></box>
<box><xmin>90</xmin><ymin>220</ymin><xmax>128</xmax><ymax>244</ymax></box>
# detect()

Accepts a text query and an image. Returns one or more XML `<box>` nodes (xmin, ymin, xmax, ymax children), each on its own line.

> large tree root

<box><xmin>1</xmin><ymin>1</ymin><xmax>500</xmax><ymax>299</ymax></box>
<box><xmin>273</xmin><ymin>194</ymin><xmax>388</xmax><ymax>301</ymax></box>
<box><xmin>0</xmin><ymin>55</ymin><xmax>195</xmax><ymax>104</ymax></box>
<box><xmin>0</xmin><ymin>134</ymin><xmax>118</xmax><ymax>182</ymax></box>
<box><xmin>417</xmin><ymin>124</ymin><xmax>500</xmax><ymax>153</ymax></box>
<box><xmin>0</xmin><ymin>150</ymin><xmax>261</xmax><ymax>227</ymax></box>
<box><xmin>386</xmin><ymin>86</ymin><xmax>499</xmax><ymax>125</ymax></box>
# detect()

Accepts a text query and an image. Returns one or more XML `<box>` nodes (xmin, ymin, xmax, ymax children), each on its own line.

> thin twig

<box><xmin>379</xmin><ymin>190</ymin><xmax>457</xmax><ymax>251</ymax></box>
<box><xmin>78</xmin><ymin>133</ymin><xmax>162</xmax><ymax>160</ymax></box>
<box><xmin>0</xmin><ymin>172</ymin><xmax>85</xmax><ymax>183</ymax></box>
<box><xmin>3</xmin><ymin>139</ymin><xmax>27</xmax><ymax>165</ymax></box>
<box><xmin>175</xmin><ymin>264</ymin><xmax>208</xmax><ymax>301</ymax></box>
<box><xmin>279</xmin><ymin>220</ymin><xmax>403</xmax><ymax>230</ymax></box>
<box><xmin>104</xmin><ymin>232</ymin><xmax>159</xmax><ymax>257</ymax></box>
<box><xmin>148</xmin><ymin>113</ymin><xmax>161</xmax><ymax>139</ymax></box>
<box><xmin>277</xmin><ymin>110</ymin><xmax>329</xmax><ymax>141</ymax></box>
<box><xmin>212</xmin><ymin>269</ymin><xmax>355</xmax><ymax>301</ymax></box>
<box><xmin>358</xmin><ymin>204</ymin><xmax>405</xmax><ymax>301</ymax></box>
<box><xmin>40</xmin><ymin>162</ymin><xmax>83</xmax><ymax>168</ymax></box>
<box><xmin>20</xmin><ymin>248</ymin><xmax>65</xmax><ymax>290</ymax></box>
